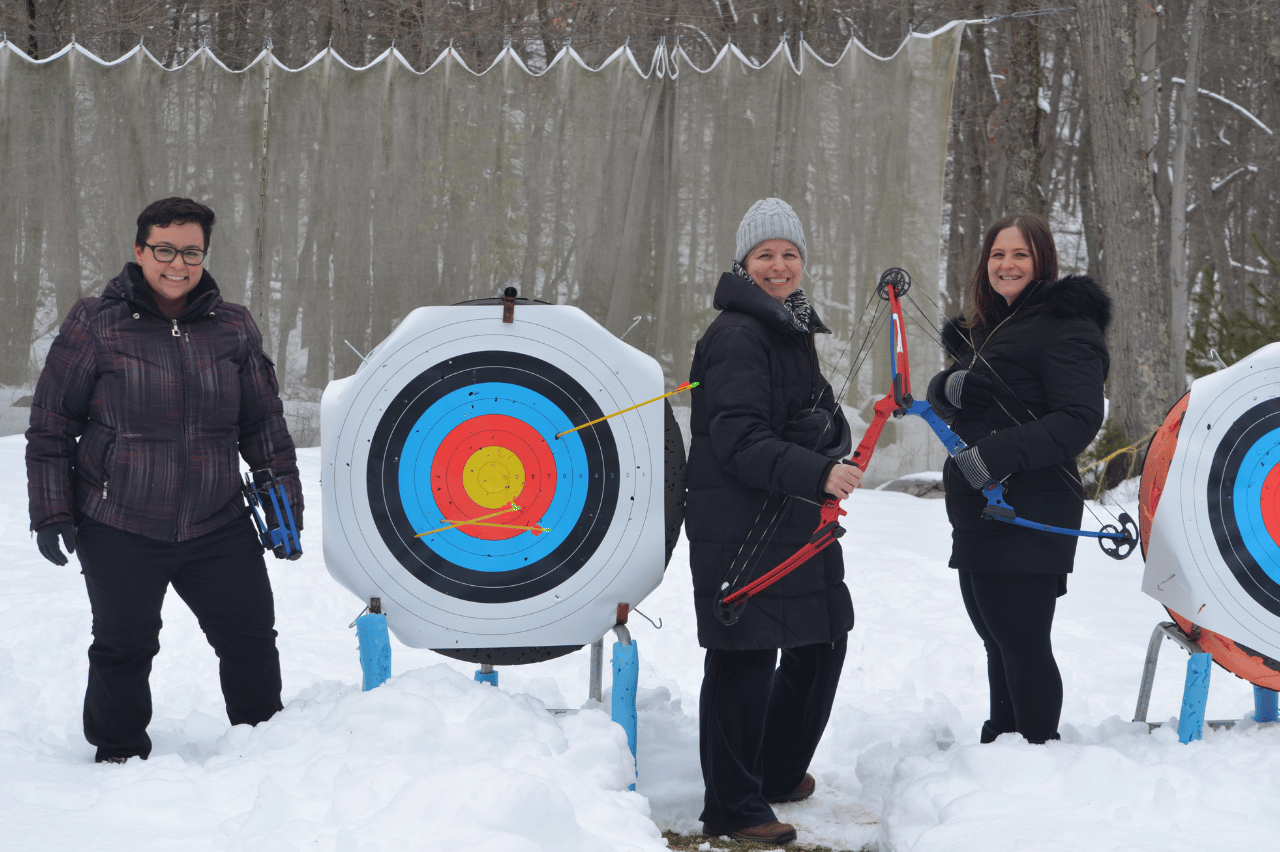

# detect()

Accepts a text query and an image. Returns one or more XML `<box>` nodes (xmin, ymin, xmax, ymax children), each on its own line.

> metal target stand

<box><xmin>1133</xmin><ymin>621</ymin><xmax>1279</xmax><ymax>742</ymax></box>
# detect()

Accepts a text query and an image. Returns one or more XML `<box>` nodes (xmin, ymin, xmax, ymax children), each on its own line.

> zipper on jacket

<box><xmin>807</xmin><ymin>333</ymin><xmax>822</xmax><ymax>405</ymax></box>
<box><xmin>102</xmin><ymin>479</ymin><xmax>108</xmax><ymax>499</ymax></box>
<box><xmin>173</xmin><ymin>317</ymin><xmax>189</xmax><ymax>540</ymax></box>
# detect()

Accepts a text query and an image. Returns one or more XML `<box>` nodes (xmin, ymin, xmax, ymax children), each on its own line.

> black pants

<box><xmin>77</xmin><ymin>516</ymin><xmax>283</xmax><ymax>761</ymax></box>
<box><xmin>958</xmin><ymin>570</ymin><xmax>1062</xmax><ymax>744</ymax></box>
<box><xmin>698</xmin><ymin>636</ymin><xmax>847</xmax><ymax>830</ymax></box>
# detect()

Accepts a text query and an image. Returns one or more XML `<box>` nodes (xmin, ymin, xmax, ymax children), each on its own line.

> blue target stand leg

<box><xmin>586</xmin><ymin>611</ymin><xmax>640</xmax><ymax>791</ymax></box>
<box><xmin>475</xmin><ymin>664</ymin><xmax>499</xmax><ymax>687</ymax></box>
<box><xmin>1132</xmin><ymin>621</ymin><xmax>1279</xmax><ymax>742</ymax></box>
<box><xmin>1255</xmin><ymin>685</ymin><xmax>1279</xmax><ymax>723</ymax></box>
<box><xmin>610</xmin><ymin>626</ymin><xmax>639</xmax><ymax>791</ymax></box>
<box><xmin>1176</xmin><ymin>653</ymin><xmax>1212</xmax><ymax>743</ymax></box>
<box><xmin>355</xmin><ymin>597</ymin><xmax>392</xmax><ymax>691</ymax></box>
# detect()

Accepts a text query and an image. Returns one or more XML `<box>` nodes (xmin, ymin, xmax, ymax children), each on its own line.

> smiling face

<box><xmin>987</xmin><ymin>226</ymin><xmax>1039</xmax><ymax>305</ymax></box>
<box><xmin>744</xmin><ymin>238</ymin><xmax>804</xmax><ymax>303</ymax></box>
<box><xmin>134</xmin><ymin>220</ymin><xmax>206</xmax><ymax>316</ymax></box>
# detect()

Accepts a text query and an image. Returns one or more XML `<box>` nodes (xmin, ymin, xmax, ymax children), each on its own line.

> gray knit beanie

<box><xmin>735</xmin><ymin>197</ymin><xmax>807</xmax><ymax>265</ymax></box>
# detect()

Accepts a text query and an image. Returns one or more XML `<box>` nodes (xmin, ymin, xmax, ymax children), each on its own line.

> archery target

<box><xmin>321</xmin><ymin>302</ymin><xmax>669</xmax><ymax>653</ymax></box>
<box><xmin>1143</xmin><ymin>342</ymin><xmax>1280</xmax><ymax>670</ymax></box>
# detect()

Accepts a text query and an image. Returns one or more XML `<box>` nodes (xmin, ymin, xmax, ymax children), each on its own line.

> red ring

<box><xmin>1261</xmin><ymin>461</ymin><xmax>1280</xmax><ymax>546</ymax></box>
<box><xmin>431</xmin><ymin>414</ymin><xmax>557</xmax><ymax>540</ymax></box>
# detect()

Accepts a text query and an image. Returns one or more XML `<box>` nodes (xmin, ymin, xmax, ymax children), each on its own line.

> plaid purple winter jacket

<box><xmin>26</xmin><ymin>263</ymin><xmax>303</xmax><ymax>542</ymax></box>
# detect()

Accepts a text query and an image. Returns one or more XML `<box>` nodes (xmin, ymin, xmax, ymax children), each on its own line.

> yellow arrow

<box><xmin>451</xmin><ymin>521</ymin><xmax>550</xmax><ymax>535</ymax></box>
<box><xmin>555</xmin><ymin>381</ymin><xmax>698</xmax><ymax>439</ymax></box>
<box><xmin>416</xmin><ymin>503</ymin><xmax>521</xmax><ymax>537</ymax></box>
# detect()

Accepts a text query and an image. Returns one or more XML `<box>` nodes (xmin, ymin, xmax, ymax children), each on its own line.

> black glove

<box><xmin>782</xmin><ymin>407</ymin><xmax>853</xmax><ymax>460</ymax></box>
<box><xmin>945</xmin><ymin>370</ymin><xmax>994</xmax><ymax>411</ymax></box>
<box><xmin>926</xmin><ymin>370</ymin><xmax>957</xmax><ymax>419</ymax></box>
<box><xmin>36</xmin><ymin>522</ymin><xmax>77</xmax><ymax>566</ymax></box>
<box><xmin>954</xmin><ymin>446</ymin><xmax>996</xmax><ymax>490</ymax></box>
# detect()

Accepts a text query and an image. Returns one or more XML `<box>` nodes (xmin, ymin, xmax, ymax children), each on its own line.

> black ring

<box><xmin>1207</xmin><ymin>398</ymin><xmax>1280</xmax><ymax>617</ymax></box>
<box><xmin>367</xmin><ymin>350</ymin><xmax>620</xmax><ymax>603</ymax></box>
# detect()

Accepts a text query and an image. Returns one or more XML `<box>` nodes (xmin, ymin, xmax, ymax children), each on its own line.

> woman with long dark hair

<box><xmin>927</xmin><ymin>214</ymin><xmax>1112</xmax><ymax>744</ymax></box>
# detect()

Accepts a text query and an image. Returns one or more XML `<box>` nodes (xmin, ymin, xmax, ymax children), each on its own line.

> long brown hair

<box><xmin>965</xmin><ymin>214</ymin><xmax>1059</xmax><ymax>329</ymax></box>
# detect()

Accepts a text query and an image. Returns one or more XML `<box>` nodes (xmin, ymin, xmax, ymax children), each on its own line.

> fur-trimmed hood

<box><xmin>941</xmin><ymin>274</ymin><xmax>1111</xmax><ymax>357</ymax></box>
<box><xmin>1041</xmin><ymin>274</ymin><xmax>1111</xmax><ymax>332</ymax></box>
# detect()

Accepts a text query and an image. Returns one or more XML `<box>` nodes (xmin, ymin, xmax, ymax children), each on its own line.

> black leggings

<box><xmin>958</xmin><ymin>570</ymin><xmax>1062</xmax><ymax>744</ymax></box>
<box><xmin>698</xmin><ymin>637</ymin><xmax>847</xmax><ymax>830</ymax></box>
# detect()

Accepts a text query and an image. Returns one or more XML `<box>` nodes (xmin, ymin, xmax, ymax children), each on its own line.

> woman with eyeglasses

<box><xmin>25</xmin><ymin>197</ymin><xmax>303</xmax><ymax>764</ymax></box>
<box><xmin>926</xmin><ymin>214</ymin><xmax>1112</xmax><ymax>745</ymax></box>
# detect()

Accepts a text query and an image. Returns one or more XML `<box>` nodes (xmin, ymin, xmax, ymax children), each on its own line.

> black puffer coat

<box><xmin>26</xmin><ymin>263</ymin><xmax>302</xmax><ymax>542</ymax></box>
<box><xmin>685</xmin><ymin>272</ymin><xmax>854</xmax><ymax>649</ymax></box>
<box><xmin>931</xmin><ymin>275</ymin><xmax>1111</xmax><ymax>574</ymax></box>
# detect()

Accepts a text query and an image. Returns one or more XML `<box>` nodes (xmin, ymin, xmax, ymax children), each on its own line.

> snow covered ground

<box><xmin>2</xmin><ymin>434</ymin><xmax>1277</xmax><ymax>851</ymax></box>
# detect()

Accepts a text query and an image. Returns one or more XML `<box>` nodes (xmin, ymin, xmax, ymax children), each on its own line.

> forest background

<box><xmin>4</xmin><ymin>0</ymin><xmax>1279</xmax><ymax>473</ymax></box>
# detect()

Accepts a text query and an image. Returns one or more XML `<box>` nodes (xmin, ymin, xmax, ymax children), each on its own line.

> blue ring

<box><xmin>1231</xmin><ymin>431</ymin><xmax>1280</xmax><ymax>586</ymax></box>
<box><xmin>399</xmin><ymin>383</ymin><xmax>589</xmax><ymax>572</ymax></box>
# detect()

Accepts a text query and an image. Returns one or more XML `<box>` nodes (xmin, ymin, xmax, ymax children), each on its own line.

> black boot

<box><xmin>980</xmin><ymin>720</ymin><xmax>1006</xmax><ymax>744</ymax></box>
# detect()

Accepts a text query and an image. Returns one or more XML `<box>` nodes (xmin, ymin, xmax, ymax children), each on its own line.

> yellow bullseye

<box><xmin>462</xmin><ymin>446</ymin><xmax>525</xmax><ymax>509</ymax></box>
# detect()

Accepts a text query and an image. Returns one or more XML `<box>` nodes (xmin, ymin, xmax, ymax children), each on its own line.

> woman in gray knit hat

<box><xmin>685</xmin><ymin>197</ymin><xmax>862</xmax><ymax>845</ymax></box>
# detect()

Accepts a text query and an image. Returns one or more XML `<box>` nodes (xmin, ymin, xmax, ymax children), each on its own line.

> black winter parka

<box><xmin>26</xmin><ymin>263</ymin><xmax>302</xmax><ymax>542</ymax></box>
<box><xmin>685</xmin><ymin>272</ymin><xmax>855</xmax><ymax>650</ymax></box>
<box><xmin>932</xmin><ymin>275</ymin><xmax>1111</xmax><ymax>574</ymax></box>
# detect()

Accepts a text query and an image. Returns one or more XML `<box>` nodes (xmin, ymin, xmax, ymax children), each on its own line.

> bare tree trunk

<box><xmin>535</xmin><ymin>0</ymin><xmax>558</xmax><ymax>71</ymax></box>
<box><xmin>1168</xmin><ymin>0</ymin><xmax>1208</xmax><ymax>396</ymax></box>
<box><xmin>943</xmin><ymin>17</ymin><xmax>989</xmax><ymax>316</ymax></box>
<box><xmin>25</xmin><ymin>0</ymin><xmax>41</xmax><ymax>58</ymax></box>
<box><xmin>1001</xmin><ymin>0</ymin><xmax>1045</xmax><ymax>216</ymax></box>
<box><xmin>1077</xmin><ymin>111</ymin><xmax>1102</xmax><ymax>281</ymax></box>
<box><xmin>1075</xmin><ymin>0</ymin><xmax>1171</xmax><ymax>441</ymax></box>
<box><xmin>1136</xmin><ymin>3</ymin><xmax>1158</xmax><ymax>156</ymax></box>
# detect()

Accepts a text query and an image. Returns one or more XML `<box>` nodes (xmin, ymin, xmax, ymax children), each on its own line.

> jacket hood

<box><xmin>941</xmin><ymin>274</ymin><xmax>1111</xmax><ymax>356</ymax></box>
<box><xmin>1043</xmin><ymin>274</ymin><xmax>1111</xmax><ymax>333</ymax></box>
<box><xmin>712</xmin><ymin>270</ymin><xmax>830</xmax><ymax>335</ymax></box>
<box><xmin>104</xmin><ymin>263</ymin><xmax>223</xmax><ymax>319</ymax></box>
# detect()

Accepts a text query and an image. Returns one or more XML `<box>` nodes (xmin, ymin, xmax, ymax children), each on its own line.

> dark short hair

<box><xmin>135</xmin><ymin>198</ymin><xmax>216</xmax><ymax>250</ymax></box>
<box><xmin>965</xmin><ymin>213</ymin><xmax>1059</xmax><ymax>329</ymax></box>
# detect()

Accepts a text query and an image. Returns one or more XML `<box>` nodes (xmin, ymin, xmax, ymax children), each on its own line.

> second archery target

<box><xmin>321</xmin><ymin>300</ymin><xmax>672</xmax><ymax>655</ymax></box>
<box><xmin>1142</xmin><ymin>342</ymin><xmax>1280</xmax><ymax>671</ymax></box>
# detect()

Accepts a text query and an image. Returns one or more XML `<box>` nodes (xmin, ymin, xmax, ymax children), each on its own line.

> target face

<box><xmin>1143</xmin><ymin>343</ymin><xmax>1280</xmax><ymax>663</ymax></box>
<box><xmin>368</xmin><ymin>351</ymin><xmax>619</xmax><ymax>603</ymax></box>
<box><xmin>1207</xmin><ymin>398</ymin><xmax>1280</xmax><ymax>617</ymax></box>
<box><xmin>321</xmin><ymin>303</ymin><xmax>667</xmax><ymax>650</ymax></box>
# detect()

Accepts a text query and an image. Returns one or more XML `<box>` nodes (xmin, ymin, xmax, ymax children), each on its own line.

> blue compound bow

<box><xmin>242</xmin><ymin>468</ymin><xmax>303</xmax><ymax>560</ymax></box>
<box><xmin>870</xmin><ymin>267</ymin><xmax>1137</xmax><ymax>560</ymax></box>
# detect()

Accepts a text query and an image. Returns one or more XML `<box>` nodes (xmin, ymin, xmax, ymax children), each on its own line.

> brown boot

<box><xmin>703</xmin><ymin>820</ymin><xmax>798</xmax><ymax>845</ymax></box>
<box><xmin>767</xmin><ymin>772</ymin><xmax>815</xmax><ymax>804</ymax></box>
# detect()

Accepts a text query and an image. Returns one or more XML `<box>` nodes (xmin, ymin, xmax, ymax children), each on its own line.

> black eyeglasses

<box><xmin>143</xmin><ymin>243</ymin><xmax>207</xmax><ymax>265</ymax></box>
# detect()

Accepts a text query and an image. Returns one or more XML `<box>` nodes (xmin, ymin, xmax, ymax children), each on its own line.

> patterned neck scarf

<box><xmin>732</xmin><ymin>260</ymin><xmax>814</xmax><ymax>331</ymax></box>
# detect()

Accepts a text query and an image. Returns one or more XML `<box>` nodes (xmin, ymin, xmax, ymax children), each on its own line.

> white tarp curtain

<box><xmin>0</xmin><ymin>29</ymin><xmax>962</xmax><ymax>477</ymax></box>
